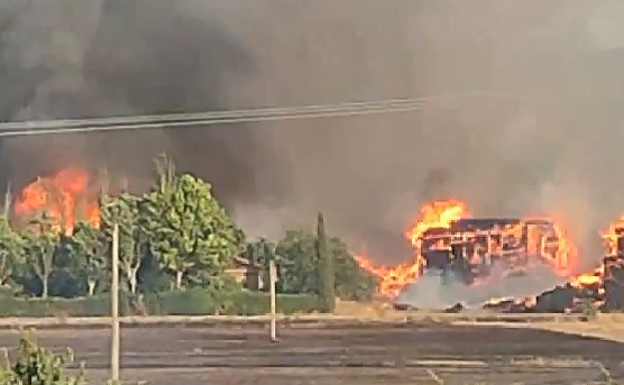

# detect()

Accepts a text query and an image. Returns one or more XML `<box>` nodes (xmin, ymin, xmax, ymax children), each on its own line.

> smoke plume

<box><xmin>397</xmin><ymin>263</ymin><xmax>567</xmax><ymax>309</ymax></box>
<box><xmin>2</xmin><ymin>0</ymin><xmax>624</xmax><ymax>270</ymax></box>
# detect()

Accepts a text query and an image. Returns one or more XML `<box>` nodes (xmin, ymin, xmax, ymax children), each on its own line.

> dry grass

<box><xmin>499</xmin><ymin>314</ymin><xmax>624</xmax><ymax>343</ymax></box>
<box><xmin>2</xmin><ymin>307</ymin><xmax>624</xmax><ymax>334</ymax></box>
<box><xmin>333</xmin><ymin>299</ymin><xmax>392</xmax><ymax>318</ymax></box>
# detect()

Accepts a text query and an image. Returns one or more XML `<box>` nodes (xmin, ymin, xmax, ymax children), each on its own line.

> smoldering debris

<box><xmin>395</xmin><ymin>262</ymin><xmax>567</xmax><ymax>311</ymax></box>
<box><xmin>392</xmin><ymin>258</ymin><xmax>624</xmax><ymax>315</ymax></box>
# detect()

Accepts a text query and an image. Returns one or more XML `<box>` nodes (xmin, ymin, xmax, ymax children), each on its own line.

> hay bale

<box><xmin>535</xmin><ymin>285</ymin><xmax>578</xmax><ymax>313</ymax></box>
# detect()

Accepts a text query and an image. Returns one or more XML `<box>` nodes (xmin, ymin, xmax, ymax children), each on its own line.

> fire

<box><xmin>570</xmin><ymin>266</ymin><xmax>604</xmax><ymax>288</ymax></box>
<box><xmin>353</xmin><ymin>198</ymin><xmax>588</xmax><ymax>299</ymax></box>
<box><xmin>485</xmin><ymin>297</ymin><xmax>512</xmax><ymax>306</ymax></box>
<box><xmin>354</xmin><ymin>199</ymin><xmax>470</xmax><ymax>298</ymax></box>
<box><xmin>550</xmin><ymin>220</ymin><xmax>579</xmax><ymax>276</ymax></box>
<box><xmin>600</xmin><ymin>213</ymin><xmax>624</xmax><ymax>256</ymax></box>
<box><xmin>569</xmin><ymin>213</ymin><xmax>624</xmax><ymax>289</ymax></box>
<box><xmin>405</xmin><ymin>199</ymin><xmax>471</xmax><ymax>248</ymax></box>
<box><xmin>14</xmin><ymin>167</ymin><xmax>100</xmax><ymax>235</ymax></box>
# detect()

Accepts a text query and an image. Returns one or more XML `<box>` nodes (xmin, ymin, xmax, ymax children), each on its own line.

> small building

<box><xmin>225</xmin><ymin>255</ymin><xmax>264</xmax><ymax>291</ymax></box>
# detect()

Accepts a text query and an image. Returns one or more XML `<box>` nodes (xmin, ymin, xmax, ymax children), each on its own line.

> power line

<box><xmin>0</xmin><ymin>98</ymin><xmax>427</xmax><ymax>137</ymax></box>
<box><xmin>0</xmin><ymin>97</ymin><xmax>429</xmax><ymax>130</ymax></box>
<box><xmin>0</xmin><ymin>90</ymin><xmax>540</xmax><ymax>138</ymax></box>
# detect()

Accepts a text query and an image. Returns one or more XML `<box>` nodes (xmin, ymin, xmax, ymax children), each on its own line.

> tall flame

<box><xmin>550</xmin><ymin>220</ymin><xmax>578</xmax><ymax>276</ymax></box>
<box><xmin>14</xmin><ymin>167</ymin><xmax>100</xmax><ymax>235</ymax></box>
<box><xmin>354</xmin><ymin>199</ymin><xmax>470</xmax><ymax>298</ymax></box>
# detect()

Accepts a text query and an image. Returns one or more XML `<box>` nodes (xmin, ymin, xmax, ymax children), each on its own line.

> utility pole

<box><xmin>111</xmin><ymin>222</ymin><xmax>120</xmax><ymax>381</ymax></box>
<box><xmin>269</xmin><ymin>259</ymin><xmax>277</xmax><ymax>342</ymax></box>
<box><xmin>2</xmin><ymin>181</ymin><xmax>11</xmax><ymax>217</ymax></box>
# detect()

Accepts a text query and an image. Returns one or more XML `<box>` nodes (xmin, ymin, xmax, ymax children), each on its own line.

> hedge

<box><xmin>0</xmin><ymin>289</ymin><xmax>321</xmax><ymax>317</ymax></box>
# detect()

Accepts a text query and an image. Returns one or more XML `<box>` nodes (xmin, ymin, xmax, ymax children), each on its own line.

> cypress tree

<box><xmin>316</xmin><ymin>212</ymin><xmax>335</xmax><ymax>312</ymax></box>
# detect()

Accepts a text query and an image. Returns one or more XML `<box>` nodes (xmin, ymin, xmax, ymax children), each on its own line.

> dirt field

<box><xmin>2</xmin><ymin>320</ymin><xmax>623</xmax><ymax>385</ymax></box>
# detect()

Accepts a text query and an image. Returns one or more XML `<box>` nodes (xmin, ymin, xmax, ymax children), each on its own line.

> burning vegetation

<box><xmin>8</xmin><ymin>167</ymin><xmax>624</xmax><ymax>315</ymax></box>
<box><xmin>13</xmin><ymin>167</ymin><xmax>101</xmax><ymax>235</ymax></box>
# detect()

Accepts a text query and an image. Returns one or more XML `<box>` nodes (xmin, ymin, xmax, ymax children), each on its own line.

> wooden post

<box><xmin>269</xmin><ymin>259</ymin><xmax>277</xmax><ymax>342</ymax></box>
<box><xmin>111</xmin><ymin>223</ymin><xmax>120</xmax><ymax>381</ymax></box>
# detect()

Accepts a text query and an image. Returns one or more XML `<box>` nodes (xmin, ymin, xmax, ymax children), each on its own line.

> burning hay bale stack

<box><xmin>355</xmin><ymin>198</ymin><xmax>624</xmax><ymax>315</ymax></box>
<box><xmin>481</xmin><ymin>257</ymin><xmax>621</xmax><ymax>314</ymax></box>
<box><xmin>533</xmin><ymin>284</ymin><xmax>593</xmax><ymax>313</ymax></box>
<box><xmin>597</xmin><ymin>216</ymin><xmax>624</xmax><ymax>312</ymax></box>
<box><xmin>477</xmin><ymin>214</ymin><xmax>624</xmax><ymax>314</ymax></box>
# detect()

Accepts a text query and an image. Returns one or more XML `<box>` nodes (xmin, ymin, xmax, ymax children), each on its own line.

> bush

<box><xmin>143</xmin><ymin>289</ymin><xmax>320</xmax><ymax>316</ymax></box>
<box><xmin>0</xmin><ymin>331</ymin><xmax>86</xmax><ymax>385</ymax></box>
<box><xmin>142</xmin><ymin>288</ymin><xmax>220</xmax><ymax>315</ymax></box>
<box><xmin>0</xmin><ymin>289</ymin><xmax>321</xmax><ymax>317</ymax></box>
<box><xmin>0</xmin><ymin>294</ymin><xmax>131</xmax><ymax>317</ymax></box>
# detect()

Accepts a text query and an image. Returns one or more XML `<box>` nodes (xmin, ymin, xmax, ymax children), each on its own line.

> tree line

<box><xmin>0</xmin><ymin>155</ymin><xmax>377</xmax><ymax>311</ymax></box>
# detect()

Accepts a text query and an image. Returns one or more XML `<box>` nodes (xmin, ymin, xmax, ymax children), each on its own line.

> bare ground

<box><xmin>2</xmin><ymin>320</ymin><xmax>624</xmax><ymax>385</ymax></box>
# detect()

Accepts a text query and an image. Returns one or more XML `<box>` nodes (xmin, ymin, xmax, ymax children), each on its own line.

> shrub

<box><xmin>0</xmin><ymin>289</ymin><xmax>321</xmax><ymax>317</ymax></box>
<box><xmin>143</xmin><ymin>289</ymin><xmax>320</xmax><ymax>316</ymax></box>
<box><xmin>0</xmin><ymin>331</ymin><xmax>86</xmax><ymax>385</ymax></box>
<box><xmin>0</xmin><ymin>294</ymin><xmax>131</xmax><ymax>318</ymax></box>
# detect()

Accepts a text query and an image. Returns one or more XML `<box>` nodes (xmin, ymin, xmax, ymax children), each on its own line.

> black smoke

<box><xmin>0</xmin><ymin>0</ymin><xmax>282</xmax><ymax>205</ymax></box>
<box><xmin>3</xmin><ymin>0</ymin><xmax>624</xmax><ymax>268</ymax></box>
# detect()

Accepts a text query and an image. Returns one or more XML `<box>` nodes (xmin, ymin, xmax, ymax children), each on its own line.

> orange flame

<box><xmin>14</xmin><ymin>167</ymin><xmax>100</xmax><ymax>235</ymax></box>
<box><xmin>570</xmin><ymin>265</ymin><xmax>604</xmax><ymax>288</ymax></box>
<box><xmin>600</xmin><ymin>213</ymin><xmax>624</xmax><ymax>256</ymax></box>
<box><xmin>354</xmin><ymin>199</ymin><xmax>470</xmax><ymax>298</ymax></box>
<box><xmin>550</xmin><ymin>220</ymin><xmax>578</xmax><ymax>276</ymax></box>
<box><xmin>354</xmin><ymin>199</ymin><xmax>589</xmax><ymax>299</ymax></box>
<box><xmin>405</xmin><ymin>199</ymin><xmax>471</xmax><ymax>248</ymax></box>
<box><xmin>569</xmin><ymin>213</ymin><xmax>624</xmax><ymax>289</ymax></box>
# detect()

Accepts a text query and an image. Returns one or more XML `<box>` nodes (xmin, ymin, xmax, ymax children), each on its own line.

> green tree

<box><xmin>331</xmin><ymin>238</ymin><xmax>377</xmax><ymax>301</ymax></box>
<box><xmin>141</xmin><ymin>171</ymin><xmax>244</xmax><ymax>290</ymax></box>
<box><xmin>316</xmin><ymin>212</ymin><xmax>335</xmax><ymax>312</ymax></box>
<box><xmin>244</xmin><ymin>238</ymin><xmax>277</xmax><ymax>290</ymax></box>
<box><xmin>276</xmin><ymin>227</ymin><xmax>377</xmax><ymax>301</ymax></box>
<box><xmin>101</xmin><ymin>193</ymin><xmax>146</xmax><ymax>294</ymax></box>
<box><xmin>22</xmin><ymin>212</ymin><xmax>61</xmax><ymax>299</ymax></box>
<box><xmin>0</xmin><ymin>216</ymin><xmax>24</xmax><ymax>288</ymax></box>
<box><xmin>275</xmin><ymin>230</ymin><xmax>318</xmax><ymax>294</ymax></box>
<box><xmin>66</xmin><ymin>221</ymin><xmax>109</xmax><ymax>296</ymax></box>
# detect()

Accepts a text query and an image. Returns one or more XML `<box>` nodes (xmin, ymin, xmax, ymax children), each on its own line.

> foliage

<box><xmin>64</xmin><ymin>221</ymin><xmax>109</xmax><ymax>296</ymax></box>
<box><xmin>0</xmin><ymin>216</ymin><xmax>24</xmax><ymax>287</ymax></box>
<box><xmin>332</xmin><ymin>237</ymin><xmax>378</xmax><ymax>301</ymax></box>
<box><xmin>316</xmin><ymin>212</ymin><xmax>335</xmax><ymax>312</ymax></box>
<box><xmin>22</xmin><ymin>213</ymin><xmax>61</xmax><ymax>299</ymax></box>
<box><xmin>100</xmin><ymin>193</ymin><xmax>146</xmax><ymax>294</ymax></box>
<box><xmin>275</xmin><ymin>228</ymin><xmax>377</xmax><ymax>302</ymax></box>
<box><xmin>141</xmin><ymin>170</ymin><xmax>244</xmax><ymax>290</ymax></box>
<box><xmin>0</xmin><ymin>153</ymin><xmax>373</xmax><ymax>314</ymax></box>
<box><xmin>0</xmin><ymin>289</ymin><xmax>319</xmax><ymax>317</ymax></box>
<box><xmin>0</xmin><ymin>331</ymin><xmax>85</xmax><ymax>385</ymax></box>
<box><xmin>243</xmin><ymin>238</ymin><xmax>277</xmax><ymax>290</ymax></box>
<box><xmin>275</xmin><ymin>230</ymin><xmax>319</xmax><ymax>294</ymax></box>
